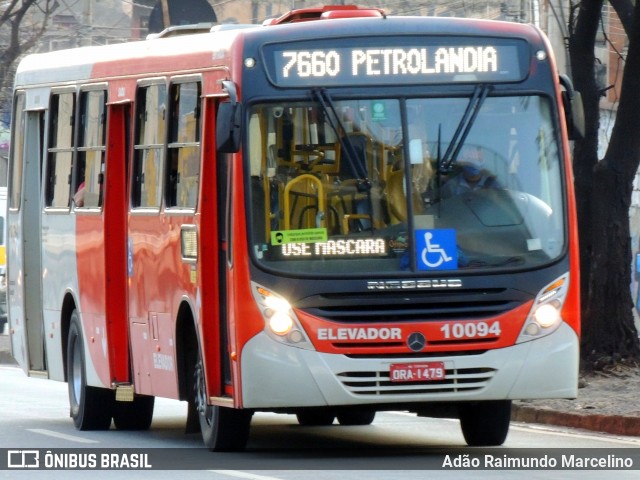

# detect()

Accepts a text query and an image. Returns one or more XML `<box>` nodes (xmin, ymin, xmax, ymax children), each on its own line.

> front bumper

<box><xmin>240</xmin><ymin>322</ymin><xmax>579</xmax><ymax>409</ymax></box>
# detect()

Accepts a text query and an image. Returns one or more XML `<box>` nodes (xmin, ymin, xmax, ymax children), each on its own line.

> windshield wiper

<box><xmin>312</xmin><ymin>87</ymin><xmax>376</xmax><ymax>234</ymax></box>
<box><xmin>439</xmin><ymin>84</ymin><xmax>492</xmax><ymax>173</ymax></box>
<box><xmin>312</xmin><ymin>88</ymin><xmax>372</xmax><ymax>192</ymax></box>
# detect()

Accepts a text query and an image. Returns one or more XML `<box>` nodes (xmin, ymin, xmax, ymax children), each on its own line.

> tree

<box><xmin>0</xmin><ymin>0</ymin><xmax>55</xmax><ymax>123</ymax></box>
<box><xmin>148</xmin><ymin>0</ymin><xmax>217</xmax><ymax>33</ymax></box>
<box><xmin>569</xmin><ymin>0</ymin><xmax>640</xmax><ymax>367</ymax></box>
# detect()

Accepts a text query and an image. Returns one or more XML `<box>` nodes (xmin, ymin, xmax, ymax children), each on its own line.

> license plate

<box><xmin>389</xmin><ymin>362</ymin><xmax>446</xmax><ymax>383</ymax></box>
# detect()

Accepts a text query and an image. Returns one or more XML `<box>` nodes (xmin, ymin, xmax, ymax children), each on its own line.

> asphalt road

<box><xmin>1</xmin><ymin>364</ymin><xmax>640</xmax><ymax>479</ymax></box>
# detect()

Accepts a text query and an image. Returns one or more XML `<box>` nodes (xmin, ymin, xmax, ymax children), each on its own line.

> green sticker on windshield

<box><xmin>372</xmin><ymin>101</ymin><xmax>386</xmax><ymax>121</ymax></box>
<box><xmin>271</xmin><ymin>228</ymin><xmax>328</xmax><ymax>245</ymax></box>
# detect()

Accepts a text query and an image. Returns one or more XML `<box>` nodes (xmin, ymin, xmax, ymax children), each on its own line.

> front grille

<box><xmin>337</xmin><ymin>367</ymin><xmax>496</xmax><ymax>396</ymax></box>
<box><xmin>298</xmin><ymin>289</ymin><xmax>529</xmax><ymax>322</ymax></box>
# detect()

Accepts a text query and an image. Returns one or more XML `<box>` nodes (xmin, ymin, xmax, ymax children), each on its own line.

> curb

<box><xmin>512</xmin><ymin>404</ymin><xmax>640</xmax><ymax>437</ymax></box>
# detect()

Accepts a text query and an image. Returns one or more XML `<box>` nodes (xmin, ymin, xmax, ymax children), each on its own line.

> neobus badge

<box><xmin>367</xmin><ymin>279</ymin><xmax>463</xmax><ymax>290</ymax></box>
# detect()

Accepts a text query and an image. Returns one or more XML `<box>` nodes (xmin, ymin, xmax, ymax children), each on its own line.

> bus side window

<box><xmin>133</xmin><ymin>83</ymin><xmax>166</xmax><ymax>209</ymax></box>
<box><xmin>166</xmin><ymin>81</ymin><xmax>201</xmax><ymax>209</ymax></box>
<box><xmin>45</xmin><ymin>92</ymin><xmax>75</xmax><ymax>208</ymax></box>
<box><xmin>75</xmin><ymin>90</ymin><xmax>107</xmax><ymax>209</ymax></box>
<box><xmin>9</xmin><ymin>93</ymin><xmax>26</xmax><ymax>211</ymax></box>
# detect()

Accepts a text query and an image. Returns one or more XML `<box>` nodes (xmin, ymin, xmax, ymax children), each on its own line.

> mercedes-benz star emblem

<box><xmin>407</xmin><ymin>332</ymin><xmax>426</xmax><ymax>352</ymax></box>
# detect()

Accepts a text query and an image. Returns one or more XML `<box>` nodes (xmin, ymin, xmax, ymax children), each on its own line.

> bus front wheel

<box><xmin>66</xmin><ymin>310</ymin><xmax>114</xmax><ymax>430</ymax></box>
<box><xmin>194</xmin><ymin>356</ymin><xmax>252</xmax><ymax>451</ymax></box>
<box><xmin>336</xmin><ymin>409</ymin><xmax>376</xmax><ymax>426</ymax></box>
<box><xmin>459</xmin><ymin>400</ymin><xmax>511</xmax><ymax>446</ymax></box>
<box><xmin>296</xmin><ymin>409</ymin><xmax>336</xmax><ymax>426</ymax></box>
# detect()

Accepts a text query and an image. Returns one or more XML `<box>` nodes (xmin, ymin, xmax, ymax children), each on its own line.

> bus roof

<box><xmin>15</xmin><ymin>24</ymin><xmax>256</xmax><ymax>87</ymax></box>
<box><xmin>15</xmin><ymin>13</ymin><xmax>544</xmax><ymax>89</ymax></box>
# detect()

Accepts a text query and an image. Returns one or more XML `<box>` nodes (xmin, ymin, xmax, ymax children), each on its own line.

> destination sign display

<box><xmin>263</xmin><ymin>37</ymin><xmax>527</xmax><ymax>87</ymax></box>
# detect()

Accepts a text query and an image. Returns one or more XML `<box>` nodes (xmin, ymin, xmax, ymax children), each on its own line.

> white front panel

<box><xmin>241</xmin><ymin>323</ymin><xmax>579</xmax><ymax>409</ymax></box>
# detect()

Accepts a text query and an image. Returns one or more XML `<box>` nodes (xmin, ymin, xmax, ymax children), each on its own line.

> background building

<box><xmin>0</xmin><ymin>1</ymin><xmax>631</xmax><ymax>241</ymax></box>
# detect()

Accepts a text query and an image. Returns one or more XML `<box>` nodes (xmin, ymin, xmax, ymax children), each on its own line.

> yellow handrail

<box><xmin>283</xmin><ymin>174</ymin><xmax>326</xmax><ymax>230</ymax></box>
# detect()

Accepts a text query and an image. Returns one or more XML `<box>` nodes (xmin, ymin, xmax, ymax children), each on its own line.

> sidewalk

<box><xmin>1</xmin><ymin>331</ymin><xmax>639</xmax><ymax>438</ymax></box>
<box><xmin>512</xmin><ymin>364</ymin><xmax>640</xmax><ymax>437</ymax></box>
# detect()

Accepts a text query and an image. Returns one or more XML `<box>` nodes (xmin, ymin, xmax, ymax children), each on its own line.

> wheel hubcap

<box><xmin>71</xmin><ymin>336</ymin><xmax>82</xmax><ymax>405</ymax></box>
<box><xmin>195</xmin><ymin>360</ymin><xmax>213</xmax><ymax>426</ymax></box>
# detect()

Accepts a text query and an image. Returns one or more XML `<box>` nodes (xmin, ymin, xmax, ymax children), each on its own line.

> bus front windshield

<box><xmin>247</xmin><ymin>94</ymin><xmax>565</xmax><ymax>275</ymax></box>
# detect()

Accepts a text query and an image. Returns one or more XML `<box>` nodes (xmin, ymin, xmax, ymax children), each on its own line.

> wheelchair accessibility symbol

<box><xmin>416</xmin><ymin>229</ymin><xmax>457</xmax><ymax>270</ymax></box>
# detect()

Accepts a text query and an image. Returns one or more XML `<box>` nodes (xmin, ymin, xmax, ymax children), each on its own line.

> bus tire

<box><xmin>194</xmin><ymin>356</ymin><xmax>252</xmax><ymax>451</ymax></box>
<box><xmin>296</xmin><ymin>409</ymin><xmax>336</xmax><ymax>426</ymax></box>
<box><xmin>459</xmin><ymin>400</ymin><xmax>511</xmax><ymax>446</ymax></box>
<box><xmin>113</xmin><ymin>395</ymin><xmax>155</xmax><ymax>430</ymax></box>
<box><xmin>336</xmin><ymin>409</ymin><xmax>376</xmax><ymax>426</ymax></box>
<box><xmin>67</xmin><ymin>310</ymin><xmax>114</xmax><ymax>430</ymax></box>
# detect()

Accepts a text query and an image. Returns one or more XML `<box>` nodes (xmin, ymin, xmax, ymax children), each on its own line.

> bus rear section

<box><xmin>6</xmin><ymin>6</ymin><xmax>581</xmax><ymax>451</ymax></box>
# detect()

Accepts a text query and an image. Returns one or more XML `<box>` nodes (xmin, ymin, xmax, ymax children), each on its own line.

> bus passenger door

<box><xmin>8</xmin><ymin>91</ymin><xmax>46</xmax><ymax>374</ymax></box>
<box><xmin>103</xmin><ymin>101</ymin><xmax>131</xmax><ymax>385</ymax></box>
<box><xmin>197</xmin><ymin>95</ymin><xmax>232</xmax><ymax>398</ymax></box>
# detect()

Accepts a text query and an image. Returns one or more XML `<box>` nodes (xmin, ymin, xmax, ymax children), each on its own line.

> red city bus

<box><xmin>7</xmin><ymin>5</ymin><xmax>583</xmax><ymax>450</ymax></box>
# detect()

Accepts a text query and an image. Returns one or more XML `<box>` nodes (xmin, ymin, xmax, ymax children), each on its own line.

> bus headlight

<box><xmin>264</xmin><ymin>296</ymin><xmax>294</xmax><ymax>335</ymax></box>
<box><xmin>533</xmin><ymin>302</ymin><xmax>561</xmax><ymax>328</ymax></box>
<box><xmin>517</xmin><ymin>274</ymin><xmax>569</xmax><ymax>343</ymax></box>
<box><xmin>251</xmin><ymin>282</ymin><xmax>315</xmax><ymax>350</ymax></box>
<box><xmin>268</xmin><ymin>313</ymin><xmax>294</xmax><ymax>335</ymax></box>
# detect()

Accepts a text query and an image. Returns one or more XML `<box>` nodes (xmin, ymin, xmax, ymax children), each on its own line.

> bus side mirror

<box><xmin>559</xmin><ymin>74</ymin><xmax>585</xmax><ymax>141</ymax></box>
<box><xmin>217</xmin><ymin>80</ymin><xmax>242</xmax><ymax>153</ymax></box>
<box><xmin>217</xmin><ymin>102</ymin><xmax>242</xmax><ymax>153</ymax></box>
